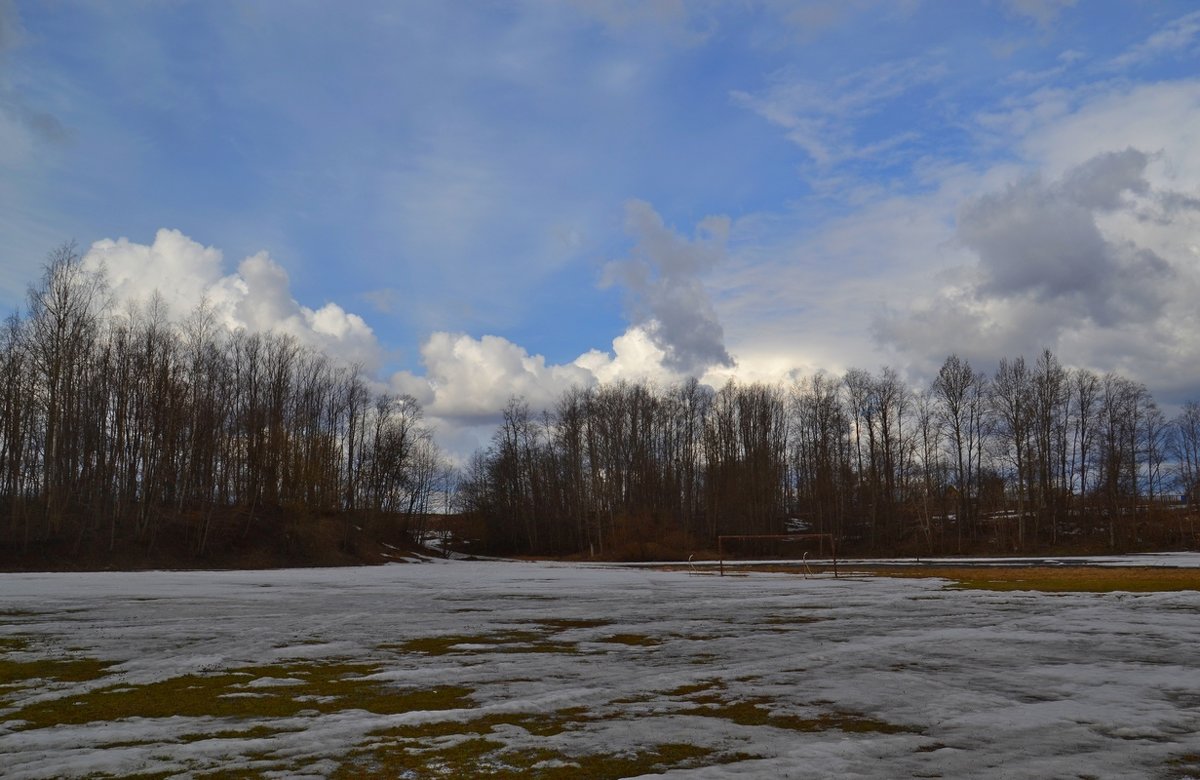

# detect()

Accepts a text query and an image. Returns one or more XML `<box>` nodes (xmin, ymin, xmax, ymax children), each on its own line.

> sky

<box><xmin>2</xmin><ymin>0</ymin><xmax>1200</xmax><ymax>457</ymax></box>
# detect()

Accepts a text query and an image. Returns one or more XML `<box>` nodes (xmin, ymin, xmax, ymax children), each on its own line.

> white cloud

<box><xmin>732</xmin><ymin>57</ymin><xmax>945</xmax><ymax>167</ymax></box>
<box><xmin>79</xmin><ymin>223</ymin><xmax>730</xmax><ymax>461</ymax></box>
<box><xmin>709</xmin><ymin>72</ymin><xmax>1200</xmax><ymax>404</ymax></box>
<box><xmin>390</xmin><ymin>325</ymin><xmax>684</xmax><ymax>458</ymax></box>
<box><xmin>573</xmin><ymin>326</ymin><xmax>675</xmax><ymax>384</ymax></box>
<box><xmin>1110</xmin><ymin>10</ymin><xmax>1200</xmax><ymax>70</ymax></box>
<box><xmin>875</xmin><ymin>83</ymin><xmax>1200</xmax><ymax>398</ymax></box>
<box><xmin>393</xmin><ymin>325</ymin><xmax>680</xmax><ymax>421</ymax></box>
<box><xmin>82</xmin><ymin>229</ymin><xmax>382</xmax><ymax>370</ymax></box>
<box><xmin>85</xmin><ymin>229</ymin><xmax>226</xmax><ymax>320</ymax></box>
<box><xmin>391</xmin><ymin>331</ymin><xmax>594</xmax><ymax>423</ymax></box>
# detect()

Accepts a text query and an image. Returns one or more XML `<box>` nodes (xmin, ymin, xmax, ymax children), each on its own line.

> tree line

<box><xmin>6</xmin><ymin>241</ymin><xmax>1200</xmax><ymax>564</ymax></box>
<box><xmin>0</xmin><ymin>244</ymin><xmax>450</xmax><ymax>560</ymax></box>
<box><xmin>461</xmin><ymin>352</ymin><xmax>1200</xmax><ymax>558</ymax></box>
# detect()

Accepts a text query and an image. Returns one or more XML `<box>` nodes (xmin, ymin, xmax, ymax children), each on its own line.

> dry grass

<box><xmin>856</xmin><ymin>565</ymin><xmax>1200</xmax><ymax>593</ymax></box>
<box><xmin>718</xmin><ymin>562</ymin><xmax>1200</xmax><ymax>592</ymax></box>
<box><xmin>5</xmin><ymin>661</ymin><xmax>472</xmax><ymax>731</ymax></box>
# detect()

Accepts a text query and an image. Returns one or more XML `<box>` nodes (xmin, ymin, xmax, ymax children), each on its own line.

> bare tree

<box><xmin>992</xmin><ymin>356</ymin><xmax>1034</xmax><ymax>548</ymax></box>
<box><xmin>933</xmin><ymin>355</ymin><xmax>988</xmax><ymax>551</ymax></box>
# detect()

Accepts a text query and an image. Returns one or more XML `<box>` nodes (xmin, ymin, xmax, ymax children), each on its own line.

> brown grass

<box><xmin>854</xmin><ymin>565</ymin><xmax>1200</xmax><ymax>593</ymax></box>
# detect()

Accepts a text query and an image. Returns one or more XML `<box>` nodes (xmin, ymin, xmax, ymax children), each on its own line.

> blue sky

<box><xmin>3</xmin><ymin>0</ymin><xmax>1200</xmax><ymax>454</ymax></box>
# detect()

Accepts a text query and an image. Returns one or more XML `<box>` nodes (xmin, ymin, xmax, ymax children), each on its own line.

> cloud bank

<box><xmin>81</xmin><ymin>203</ymin><xmax>738</xmax><ymax>460</ymax></box>
<box><xmin>875</xmin><ymin>134</ymin><xmax>1200</xmax><ymax>397</ymax></box>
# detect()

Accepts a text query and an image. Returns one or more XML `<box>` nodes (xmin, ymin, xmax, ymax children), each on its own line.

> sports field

<box><xmin>2</xmin><ymin>557</ymin><xmax>1199</xmax><ymax>778</ymax></box>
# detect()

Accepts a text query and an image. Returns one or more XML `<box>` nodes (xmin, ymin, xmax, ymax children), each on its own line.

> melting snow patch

<box><xmin>0</xmin><ymin>561</ymin><xmax>1196</xmax><ymax>778</ymax></box>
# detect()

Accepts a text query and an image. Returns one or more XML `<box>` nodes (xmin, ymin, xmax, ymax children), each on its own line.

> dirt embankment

<box><xmin>0</xmin><ymin>510</ymin><xmax>428</xmax><ymax>572</ymax></box>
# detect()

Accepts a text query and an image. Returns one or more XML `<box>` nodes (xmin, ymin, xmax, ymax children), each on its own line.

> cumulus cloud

<box><xmin>876</xmin><ymin>145</ymin><xmax>1200</xmax><ymax>392</ymax></box>
<box><xmin>82</xmin><ymin>229</ymin><xmax>382</xmax><ymax>370</ymax></box>
<box><xmin>602</xmin><ymin>200</ymin><xmax>733</xmax><ymax>375</ymax></box>
<box><xmin>389</xmin><ymin>325</ymin><xmax>681</xmax><ymax>458</ymax></box>
<box><xmin>391</xmin><ymin>332</ymin><xmax>594</xmax><ymax>423</ymax></box>
<box><xmin>392</xmin><ymin>326</ymin><xmax>678</xmax><ymax>420</ymax></box>
<box><xmin>956</xmin><ymin>148</ymin><xmax>1172</xmax><ymax>325</ymax></box>
<box><xmin>79</xmin><ymin>221</ymin><xmax>729</xmax><ymax>461</ymax></box>
<box><xmin>385</xmin><ymin>196</ymin><xmax>736</xmax><ymax>448</ymax></box>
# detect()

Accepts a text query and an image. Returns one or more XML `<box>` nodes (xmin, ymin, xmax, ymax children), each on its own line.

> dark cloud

<box><xmin>604</xmin><ymin>200</ymin><xmax>734</xmax><ymax>375</ymax></box>
<box><xmin>956</xmin><ymin>148</ymin><xmax>1171</xmax><ymax>326</ymax></box>
<box><xmin>1060</xmin><ymin>148</ymin><xmax>1149</xmax><ymax>210</ymax></box>
<box><xmin>960</xmin><ymin>178</ymin><xmax>1108</xmax><ymax>302</ymax></box>
<box><xmin>876</xmin><ymin>147</ymin><xmax>1187</xmax><ymax>374</ymax></box>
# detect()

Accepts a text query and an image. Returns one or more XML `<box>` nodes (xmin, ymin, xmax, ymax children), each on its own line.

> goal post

<box><xmin>717</xmin><ymin>533</ymin><xmax>838</xmax><ymax>578</ymax></box>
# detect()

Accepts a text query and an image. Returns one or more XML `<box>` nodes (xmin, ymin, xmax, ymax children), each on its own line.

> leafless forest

<box><xmin>2</xmin><ymin>244</ymin><xmax>1200</xmax><ymax>566</ymax></box>
<box><xmin>462</xmin><ymin>355</ymin><xmax>1200</xmax><ymax>559</ymax></box>
<box><xmin>0</xmin><ymin>245</ymin><xmax>451</xmax><ymax>566</ymax></box>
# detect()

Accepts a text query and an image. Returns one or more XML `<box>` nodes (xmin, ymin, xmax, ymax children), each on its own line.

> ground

<box><xmin>1</xmin><ymin>558</ymin><xmax>1199</xmax><ymax>778</ymax></box>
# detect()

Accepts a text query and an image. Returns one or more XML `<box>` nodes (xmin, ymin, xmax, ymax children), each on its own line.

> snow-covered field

<box><xmin>2</xmin><ymin>560</ymin><xmax>1199</xmax><ymax>778</ymax></box>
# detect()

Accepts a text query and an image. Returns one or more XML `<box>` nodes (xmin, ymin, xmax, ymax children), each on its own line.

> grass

<box><xmin>0</xmin><ymin>655</ymin><xmax>112</xmax><ymax>688</ymax></box>
<box><xmin>5</xmin><ymin>660</ymin><xmax>472</xmax><ymax>730</ymax></box>
<box><xmin>666</xmin><ymin>679</ymin><xmax>725</xmax><ymax>697</ymax></box>
<box><xmin>522</xmin><ymin>618</ymin><xmax>613</xmax><ymax>630</ymax></box>
<box><xmin>1165</xmin><ymin>752</ymin><xmax>1200</xmax><ymax>779</ymax></box>
<box><xmin>0</xmin><ymin>632</ymin><xmax>114</xmax><ymax>705</ymax></box>
<box><xmin>681</xmin><ymin>696</ymin><xmax>915</xmax><ymax>734</ymax></box>
<box><xmin>668</xmin><ymin>681</ymin><xmax>915</xmax><ymax>735</ymax></box>
<box><xmin>763</xmin><ymin>615</ymin><xmax>824</xmax><ymax>626</ymax></box>
<box><xmin>597</xmin><ymin>633</ymin><xmax>662</xmax><ymax>647</ymax></box>
<box><xmin>335</xmin><ymin>732</ymin><xmax>741</xmax><ymax>779</ymax></box>
<box><xmin>858</xmin><ymin>565</ymin><xmax>1200</xmax><ymax>593</ymax></box>
<box><xmin>385</xmin><ymin>630</ymin><xmax>580</xmax><ymax>656</ymax></box>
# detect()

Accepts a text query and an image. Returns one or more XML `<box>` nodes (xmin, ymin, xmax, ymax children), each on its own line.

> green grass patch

<box><xmin>5</xmin><ymin>660</ymin><xmax>472</xmax><ymax>731</ymax></box>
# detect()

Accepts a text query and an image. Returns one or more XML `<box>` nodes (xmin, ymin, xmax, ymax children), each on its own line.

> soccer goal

<box><xmin>717</xmin><ymin>533</ymin><xmax>838</xmax><ymax>578</ymax></box>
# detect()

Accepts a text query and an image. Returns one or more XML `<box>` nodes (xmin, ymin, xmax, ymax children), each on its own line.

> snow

<box><xmin>1</xmin><ymin>560</ymin><xmax>1198</xmax><ymax>778</ymax></box>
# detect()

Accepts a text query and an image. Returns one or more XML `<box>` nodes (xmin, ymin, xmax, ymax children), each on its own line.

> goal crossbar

<box><xmin>717</xmin><ymin>533</ymin><xmax>838</xmax><ymax>578</ymax></box>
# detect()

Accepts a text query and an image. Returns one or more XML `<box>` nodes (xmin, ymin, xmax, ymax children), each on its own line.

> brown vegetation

<box><xmin>464</xmin><ymin>352</ymin><xmax>1200</xmax><ymax>560</ymax></box>
<box><xmin>857</xmin><ymin>565</ymin><xmax>1200</xmax><ymax>593</ymax></box>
